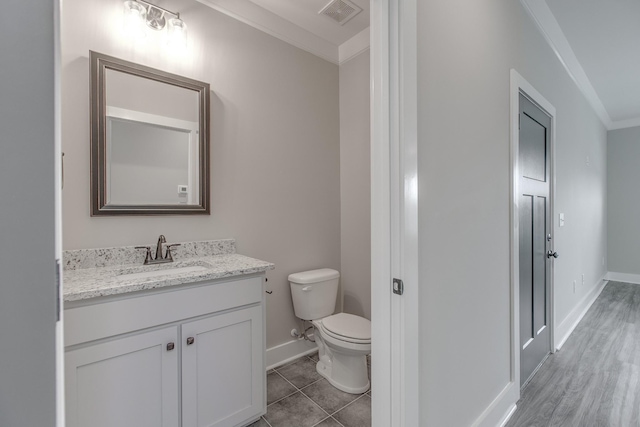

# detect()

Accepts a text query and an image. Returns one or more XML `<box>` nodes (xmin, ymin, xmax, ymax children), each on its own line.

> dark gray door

<box><xmin>519</xmin><ymin>93</ymin><xmax>553</xmax><ymax>388</ymax></box>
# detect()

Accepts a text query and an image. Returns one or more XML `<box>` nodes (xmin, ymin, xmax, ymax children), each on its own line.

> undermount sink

<box><xmin>116</xmin><ymin>265</ymin><xmax>210</xmax><ymax>281</ymax></box>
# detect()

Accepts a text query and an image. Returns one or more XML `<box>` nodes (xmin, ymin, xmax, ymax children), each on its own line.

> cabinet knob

<box><xmin>166</xmin><ymin>342</ymin><xmax>175</xmax><ymax>351</ymax></box>
<box><xmin>186</xmin><ymin>337</ymin><xmax>195</xmax><ymax>345</ymax></box>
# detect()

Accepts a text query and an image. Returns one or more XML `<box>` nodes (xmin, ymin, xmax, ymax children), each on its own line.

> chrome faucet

<box><xmin>135</xmin><ymin>235</ymin><xmax>181</xmax><ymax>265</ymax></box>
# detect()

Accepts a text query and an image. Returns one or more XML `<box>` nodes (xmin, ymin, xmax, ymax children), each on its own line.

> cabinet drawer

<box><xmin>65</xmin><ymin>276</ymin><xmax>263</xmax><ymax>346</ymax></box>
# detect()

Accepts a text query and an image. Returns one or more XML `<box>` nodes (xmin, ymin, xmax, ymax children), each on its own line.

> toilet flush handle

<box><xmin>302</xmin><ymin>286</ymin><xmax>312</xmax><ymax>292</ymax></box>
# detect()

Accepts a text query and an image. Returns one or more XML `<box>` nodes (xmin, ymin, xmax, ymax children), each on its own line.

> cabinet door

<box><xmin>65</xmin><ymin>326</ymin><xmax>179</xmax><ymax>427</ymax></box>
<box><xmin>182</xmin><ymin>305</ymin><xmax>264</xmax><ymax>427</ymax></box>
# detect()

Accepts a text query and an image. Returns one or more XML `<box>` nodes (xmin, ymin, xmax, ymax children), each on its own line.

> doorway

<box><xmin>510</xmin><ymin>70</ymin><xmax>557</xmax><ymax>392</ymax></box>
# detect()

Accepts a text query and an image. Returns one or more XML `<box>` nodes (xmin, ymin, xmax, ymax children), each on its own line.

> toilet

<box><xmin>289</xmin><ymin>268</ymin><xmax>371</xmax><ymax>394</ymax></box>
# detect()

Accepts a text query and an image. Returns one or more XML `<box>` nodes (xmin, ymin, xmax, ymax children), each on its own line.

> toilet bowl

<box><xmin>288</xmin><ymin>269</ymin><xmax>371</xmax><ymax>394</ymax></box>
<box><xmin>312</xmin><ymin>313</ymin><xmax>371</xmax><ymax>394</ymax></box>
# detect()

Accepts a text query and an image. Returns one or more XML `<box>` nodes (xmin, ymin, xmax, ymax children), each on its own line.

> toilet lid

<box><xmin>322</xmin><ymin>313</ymin><xmax>371</xmax><ymax>340</ymax></box>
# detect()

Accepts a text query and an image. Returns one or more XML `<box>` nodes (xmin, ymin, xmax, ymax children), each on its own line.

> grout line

<box><xmin>330</xmin><ymin>416</ymin><xmax>347</xmax><ymax>427</ymax></box>
<box><xmin>260</xmin><ymin>416</ymin><xmax>273</xmax><ymax>427</ymax></box>
<box><xmin>299</xmin><ymin>388</ymin><xmax>332</xmax><ymax>418</ymax></box>
<box><xmin>329</xmin><ymin>392</ymin><xmax>370</xmax><ymax>417</ymax></box>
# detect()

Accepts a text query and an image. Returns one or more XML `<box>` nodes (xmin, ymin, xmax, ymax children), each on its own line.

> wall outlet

<box><xmin>582</xmin><ymin>274</ymin><xmax>585</xmax><ymax>286</ymax></box>
<box><xmin>573</xmin><ymin>280</ymin><xmax>576</xmax><ymax>293</ymax></box>
<box><xmin>559</xmin><ymin>213</ymin><xmax>565</xmax><ymax>227</ymax></box>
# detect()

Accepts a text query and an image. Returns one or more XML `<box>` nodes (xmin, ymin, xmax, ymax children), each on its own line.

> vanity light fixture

<box><xmin>122</xmin><ymin>0</ymin><xmax>187</xmax><ymax>46</ymax></box>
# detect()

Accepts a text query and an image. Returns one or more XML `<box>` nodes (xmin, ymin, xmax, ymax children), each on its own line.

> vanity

<box><xmin>63</xmin><ymin>239</ymin><xmax>274</xmax><ymax>427</ymax></box>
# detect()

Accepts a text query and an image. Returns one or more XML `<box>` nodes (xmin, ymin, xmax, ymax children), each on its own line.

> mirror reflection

<box><xmin>90</xmin><ymin>51</ymin><xmax>210</xmax><ymax>215</ymax></box>
<box><xmin>105</xmin><ymin>69</ymin><xmax>200</xmax><ymax>205</ymax></box>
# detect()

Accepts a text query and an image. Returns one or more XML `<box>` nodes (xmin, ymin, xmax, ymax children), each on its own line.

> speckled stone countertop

<box><xmin>63</xmin><ymin>239</ymin><xmax>274</xmax><ymax>302</ymax></box>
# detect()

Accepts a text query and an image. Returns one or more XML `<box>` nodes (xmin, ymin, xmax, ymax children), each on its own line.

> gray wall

<box><xmin>61</xmin><ymin>0</ymin><xmax>341</xmax><ymax>349</ymax></box>
<box><xmin>339</xmin><ymin>50</ymin><xmax>371</xmax><ymax>320</ymax></box>
<box><xmin>416</xmin><ymin>1</ymin><xmax>607</xmax><ymax>425</ymax></box>
<box><xmin>608</xmin><ymin>126</ymin><xmax>640</xmax><ymax>276</ymax></box>
<box><xmin>0</xmin><ymin>0</ymin><xmax>58</xmax><ymax>425</ymax></box>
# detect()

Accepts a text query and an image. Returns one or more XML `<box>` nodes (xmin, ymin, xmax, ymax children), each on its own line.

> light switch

<box><xmin>559</xmin><ymin>213</ymin><xmax>565</xmax><ymax>227</ymax></box>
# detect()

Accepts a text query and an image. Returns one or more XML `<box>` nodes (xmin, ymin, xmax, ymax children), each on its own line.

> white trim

<box><xmin>371</xmin><ymin>0</ymin><xmax>392</xmax><ymax>424</ymax></box>
<box><xmin>392</xmin><ymin>0</ymin><xmax>419</xmax><ymax>425</ymax></box>
<box><xmin>605</xmin><ymin>271</ymin><xmax>640</xmax><ymax>285</ymax></box>
<box><xmin>519</xmin><ymin>0</ymin><xmax>612</xmax><ymax>129</ymax></box>
<box><xmin>339</xmin><ymin>27</ymin><xmax>370</xmax><ymax>65</ymax></box>
<box><xmin>555</xmin><ymin>275</ymin><xmax>608</xmax><ymax>350</ymax></box>
<box><xmin>609</xmin><ymin>117</ymin><xmax>640</xmax><ymax>131</ymax></box>
<box><xmin>471</xmin><ymin>382</ymin><xmax>517</xmax><ymax>427</ymax></box>
<box><xmin>196</xmin><ymin>0</ymin><xmax>339</xmax><ymax>64</ymax></box>
<box><xmin>265</xmin><ymin>339</ymin><xmax>318</xmax><ymax>371</ymax></box>
<box><xmin>510</xmin><ymin>69</ymin><xmax>557</xmax><ymax>403</ymax></box>
<box><xmin>500</xmin><ymin>404</ymin><xmax>519</xmax><ymax>427</ymax></box>
<box><xmin>54</xmin><ymin>0</ymin><xmax>65</xmax><ymax>424</ymax></box>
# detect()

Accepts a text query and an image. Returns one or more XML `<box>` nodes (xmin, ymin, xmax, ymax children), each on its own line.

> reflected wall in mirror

<box><xmin>90</xmin><ymin>51</ymin><xmax>210</xmax><ymax>215</ymax></box>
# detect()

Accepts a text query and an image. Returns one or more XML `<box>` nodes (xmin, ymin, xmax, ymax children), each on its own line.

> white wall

<box><xmin>0</xmin><ymin>0</ymin><xmax>58</xmax><ymax>425</ymax></box>
<box><xmin>61</xmin><ymin>0</ymin><xmax>341</xmax><ymax>349</ymax></box>
<box><xmin>608</xmin><ymin>126</ymin><xmax>640</xmax><ymax>276</ymax></box>
<box><xmin>416</xmin><ymin>1</ymin><xmax>607</xmax><ymax>425</ymax></box>
<box><xmin>339</xmin><ymin>49</ymin><xmax>371</xmax><ymax>319</ymax></box>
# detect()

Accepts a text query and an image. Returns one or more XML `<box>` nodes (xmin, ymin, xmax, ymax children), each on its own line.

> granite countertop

<box><xmin>63</xmin><ymin>239</ymin><xmax>274</xmax><ymax>302</ymax></box>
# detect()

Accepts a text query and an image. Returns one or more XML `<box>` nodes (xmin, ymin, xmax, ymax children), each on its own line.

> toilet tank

<box><xmin>288</xmin><ymin>269</ymin><xmax>340</xmax><ymax>320</ymax></box>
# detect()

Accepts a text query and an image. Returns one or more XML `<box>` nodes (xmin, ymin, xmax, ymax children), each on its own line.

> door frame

<box><xmin>371</xmin><ymin>0</ymin><xmax>419</xmax><ymax>425</ymax></box>
<box><xmin>509</xmin><ymin>69</ymin><xmax>557</xmax><ymax>396</ymax></box>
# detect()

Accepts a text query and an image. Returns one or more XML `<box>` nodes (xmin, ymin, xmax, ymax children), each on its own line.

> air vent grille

<box><xmin>319</xmin><ymin>0</ymin><xmax>362</xmax><ymax>26</ymax></box>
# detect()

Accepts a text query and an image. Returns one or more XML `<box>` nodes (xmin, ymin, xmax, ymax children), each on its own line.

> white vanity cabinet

<box><xmin>64</xmin><ymin>275</ymin><xmax>266</xmax><ymax>427</ymax></box>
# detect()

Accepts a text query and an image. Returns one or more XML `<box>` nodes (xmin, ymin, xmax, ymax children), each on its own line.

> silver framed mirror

<box><xmin>90</xmin><ymin>51</ymin><xmax>210</xmax><ymax>215</ymax></box>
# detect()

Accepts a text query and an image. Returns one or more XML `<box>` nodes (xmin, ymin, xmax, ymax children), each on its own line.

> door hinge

<box><xmin>392</xmin><ymin>278</ymin><xmax>404</xmax><ymax>295</ymax></box>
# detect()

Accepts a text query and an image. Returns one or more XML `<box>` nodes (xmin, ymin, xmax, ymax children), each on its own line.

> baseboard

<box><xmin>605</xmin><ymin>271</ymin><xmax>640</xmax><ymax>285</ymax></box>
<box><xmin>555</xmin><ymin>274</ymin><xmax>607</xmax><ymax>350</ymax></box>
<box><xmin>266</xmin><ymin>338</ymin><xmax>318</xmax><ymax>371</ymax></box>
<box><xmin>499</xmin><ymin>404</ymin><xmax>518</xmax><ymax>427</ymax></box>
<box><xmin>471</xmin><ymin>382</ymin><xmax>518</xmax><ymax>427</ymax></box>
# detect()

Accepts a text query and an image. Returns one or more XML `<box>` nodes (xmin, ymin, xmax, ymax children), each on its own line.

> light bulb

<box><xmin>167</xmin><ymin>17</ymin><xmax>187</xmax><ymax>48</ymax></box>
<box><xmin>123</xmin><ymin>0</ymin><xmax>147</xmax><ymax>38</ymax></box>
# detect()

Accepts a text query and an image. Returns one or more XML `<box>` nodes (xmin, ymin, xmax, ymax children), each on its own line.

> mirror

<box><xmin>90</xmin><ymin>51</ymin><xmax>210</xmax><ymax>215</ymax></box>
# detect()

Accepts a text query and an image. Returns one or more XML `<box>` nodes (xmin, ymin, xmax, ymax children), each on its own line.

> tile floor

<box><xmin>249</xmin><ymin>352</ymin><xmax>371</xmax><ymax>427</ymax></box>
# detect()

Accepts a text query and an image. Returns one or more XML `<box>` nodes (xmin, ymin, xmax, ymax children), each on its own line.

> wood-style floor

<box><xmin>506</xmin><ymin>281</ymin><xmax>640</xmax><ymax>427</ymax></box>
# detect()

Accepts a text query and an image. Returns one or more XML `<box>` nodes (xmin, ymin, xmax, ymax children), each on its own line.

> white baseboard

<box><xmin>499</xmin><ymin>404</ymin><xmax>518</xmax><ymax>427</ymax></box>
<box><xmin>471</xmin><ymin>382</ymin><xmax>518</xmax><ymax>427</ymax></box>
<box><xmin>555</xmin><ymin>274</ymin><xmax>608</xmax><ymax>350</ymax></box>
<box><xmin>266</xmin><ymin>338</ymin><xmax>318</xmax><ymax>371</ymax></box>
<box><xmin>605</xmin><ymin>271</ymin><xmax>640</xmax><ymax>285</ymax></box>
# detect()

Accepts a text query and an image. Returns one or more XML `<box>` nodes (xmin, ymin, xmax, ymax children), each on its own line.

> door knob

<box><xmin>547</xmin><ymin>251</ymin><xmax>559</xmax><ymax>259</ymax></box>
<box><xmin>186</xmin><ymin>337</ymin><xmax>195</xmax><ymax>345</ymax></box>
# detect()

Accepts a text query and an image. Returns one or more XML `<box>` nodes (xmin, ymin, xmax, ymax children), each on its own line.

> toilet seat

<box><xmin>322</xmin><ymin>313</ymin><xmax>371</xmax><ymax>341</ymax></box>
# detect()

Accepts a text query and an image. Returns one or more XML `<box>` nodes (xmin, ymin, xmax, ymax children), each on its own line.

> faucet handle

<box><xmin>165</xmin><ymin>243</ymin><xmax>181</xmax><ymax>262</ymax></box>
<box><xmin>135</xmin><ymin>246</ymin><xmax>153</xmax><ymax>265</ymax></box>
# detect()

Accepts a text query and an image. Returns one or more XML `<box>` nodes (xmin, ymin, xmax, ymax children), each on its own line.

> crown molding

<box><xmin>520</xmin><ymin>0</ymin><xmax>615</xmax><ymax>129</ymax></box>
<box><xmin>339</xmin><ymin>27</ymin><xmax>370</xmax><ymax>64</ymax></box>
<box><xmin>197</xmin><ymin>0</ymin><xmax>339</xmax><ymax>64</ymax></box>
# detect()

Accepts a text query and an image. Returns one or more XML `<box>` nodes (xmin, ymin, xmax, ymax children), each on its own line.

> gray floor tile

<box><xmin>248</xmin><ymin>418</ymin><xmax>271</xmax><ymax>427</ymax></box>
<box><xmin>302</xmin><ymin>378</ymin><xmax>360</xmax><ymax>414</ymax></box>
<box><xmin>313</xmin><ymin>417</ymin><xmax>343</xmax><ymax>427</ymax></box>
<box><xmin>267</xmin><ymin>371</ymin><xmax>297</xmax><ymax>405</ymax></box>
<box><xmin>264</xmin><ymin>392</ymin><xmax>328</xmax><ymax>427</ymax></box>
<box><xmin>276</xmin><ymin>357</ymin><xmax>322</xmax><ymax>389</ymax></box>
<box><xmin>333</xmin><ymin>395</ymin><xmax>371</xmax><ymax>427</ymax></box>
<box><xmin>308</xmin><ymin>352</ymin><xmax>320</xmax><ymax>363</ymax></box>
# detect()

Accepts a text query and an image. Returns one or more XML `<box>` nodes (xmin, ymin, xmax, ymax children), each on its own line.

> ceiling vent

<box><xmin>318</xmin><ymin>0</ymin><xmax>362</xmax><ymax>26</ymax></box>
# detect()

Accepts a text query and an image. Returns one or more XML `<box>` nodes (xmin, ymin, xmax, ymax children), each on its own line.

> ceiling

<box><xmin>525</xmin><ymin>0</ymin><xmax>640</xmax><ymax>129</ymax></box>
<box><xmin>197</xmin><ymin>0</ymin><xmax>370</xmax><ymax>64</ymax></box>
